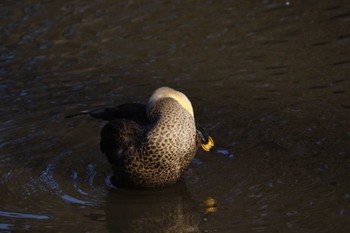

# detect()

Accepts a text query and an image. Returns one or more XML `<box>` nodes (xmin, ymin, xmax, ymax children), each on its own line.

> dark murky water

<box><xmin>1</xmin><ymin>0</ymin><xmax>350</xmax><ymax>232</ymax></box>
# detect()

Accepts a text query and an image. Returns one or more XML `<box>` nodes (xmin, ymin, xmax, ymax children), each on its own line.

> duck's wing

<box><xmin>195</xmin><ymin>122</ymin><xmax>214</xmax><ymax>152</ymax></box>
<box><xmin>100</xmin><ymin>119</ymin><xmax>144</xmax><ymax>187</ymax></box>
<box><xmin>100</xmin><ymin>119</ymin><xmax>143</xmax><ymax>176</ymax></box>
<box><xmin>66</xmin><ymin>103</ymin><xmax>149</xmax><ymax>125</ymax></box>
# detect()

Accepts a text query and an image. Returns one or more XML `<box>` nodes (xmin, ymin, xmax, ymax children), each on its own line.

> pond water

<box><xmin>1</xmin><ymin>0</ymin><xmax>350</xmax><ymax>232</ymax></box>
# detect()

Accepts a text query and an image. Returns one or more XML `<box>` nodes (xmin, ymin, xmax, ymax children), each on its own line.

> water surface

<box><xmin>1</xmin><ymin>0</ymin><xmax>350</xmax><ymax>232</ymax></box>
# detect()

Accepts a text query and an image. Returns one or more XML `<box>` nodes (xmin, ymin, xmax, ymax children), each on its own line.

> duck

<box><xmin>67</xmin><ymin>87</ymin><xmax>214</xmax><ymax>188</ymax></box>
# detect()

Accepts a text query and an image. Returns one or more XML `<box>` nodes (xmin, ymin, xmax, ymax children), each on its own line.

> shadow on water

<box><xmin>105</xmin><ymin>182</ymin><xmax>200</xmax><ymax>233</ymax></box>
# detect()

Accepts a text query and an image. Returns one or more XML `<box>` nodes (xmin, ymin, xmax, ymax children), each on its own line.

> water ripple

<box><xmin>0</xmin><ymin>210</ymin><xmax>49</xmax><ymax>220</ymax></box>
<box><xmin>72</xmin><ymin>171</ymin><xmax>89</xmax><ymax>195</ymax></box>
<box><xmin>0</xmin><ymin>223</ymin><xmax>14</xmax><ymax>230</ymax></box>
<box><xmin>60</xmin><ymin>194</ymin><xmax>94</xmax><ymax>206</ymax></box>
<box><xmin>216</xmin><ymin>149</ymin><xmax>236</xmax><ymax>159</ymax></box>
<box><xmin>38</xmin><ymin>149</ymin><xmax>99</xmax><ymax>207</ymax></box>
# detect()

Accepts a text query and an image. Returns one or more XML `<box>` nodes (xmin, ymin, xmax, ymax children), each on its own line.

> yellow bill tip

<box><xmin>201</xmin><ymin>136</ymin><xmax>214</xmax><ymax>152</ymax></box>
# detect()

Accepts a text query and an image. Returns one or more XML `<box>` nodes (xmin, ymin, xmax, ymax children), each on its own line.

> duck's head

<box><xmin>147</xmin><ymin>87</ymin><xmax>194</xmax><ymax>117</ymax></box>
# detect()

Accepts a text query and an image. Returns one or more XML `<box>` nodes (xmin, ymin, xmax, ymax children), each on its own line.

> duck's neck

<box><xmin>149</xmin><ymin>98</ymin><xmax>194</xmax><ymax>129</ymax></box>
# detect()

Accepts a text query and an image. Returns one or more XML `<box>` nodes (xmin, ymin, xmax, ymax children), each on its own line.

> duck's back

<box><xmin>101</xmin><ymin>98</ymin><xmax>197</xmax><ymax>188</ymax></box>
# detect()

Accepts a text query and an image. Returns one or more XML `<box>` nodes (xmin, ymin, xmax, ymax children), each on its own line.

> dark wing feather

<box><xmin>100</xmin><ymin>119</ymin><xmax>142</xmax><ymax>173</ymax></box>
<box><xmin>66</xmin><ymin>103</ymin><xmax>149</xmax><ymax>125</ymax></box>
<box><xmin>90</xmin><ymin>103</ymin><xmax>148</xmax><ymax>124</ymax></box>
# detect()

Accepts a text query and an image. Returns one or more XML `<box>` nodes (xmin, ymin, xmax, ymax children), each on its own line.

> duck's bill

<box><xmin>201</xmin><ymin>136</ymin><xmax>214</xmax><ymax>152</ymax></box>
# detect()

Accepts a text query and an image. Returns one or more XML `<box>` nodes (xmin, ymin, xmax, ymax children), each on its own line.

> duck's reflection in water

<box><xmin>105</xmin><ymin>181</ymin><xmax>200</xmax><ymax>233</ymax></box>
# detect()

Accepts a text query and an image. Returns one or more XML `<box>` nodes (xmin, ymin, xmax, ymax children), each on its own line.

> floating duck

<box><xmin>67</xmin><ymin>87</ymin><xmax>214</xmax><ymax>187</ymax></box>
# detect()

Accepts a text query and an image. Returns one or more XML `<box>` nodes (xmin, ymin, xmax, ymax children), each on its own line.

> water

<box><xmin>1</xmin><ymin>0</ymin><xmax>350</xmax><ymax>232</ymax></box>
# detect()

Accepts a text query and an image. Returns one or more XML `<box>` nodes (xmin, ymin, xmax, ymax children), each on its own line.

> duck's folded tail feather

<box><xmin>65</xmin><ymin>103</ymin><xmax>149</xmax><ymax>123</ymax></box>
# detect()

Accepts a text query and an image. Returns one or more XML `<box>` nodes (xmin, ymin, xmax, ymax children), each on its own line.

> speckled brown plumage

<box><xmin>101</xmin><ymin>96</ymin><xmax>198</xmax><ymax>188</ymax></box>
